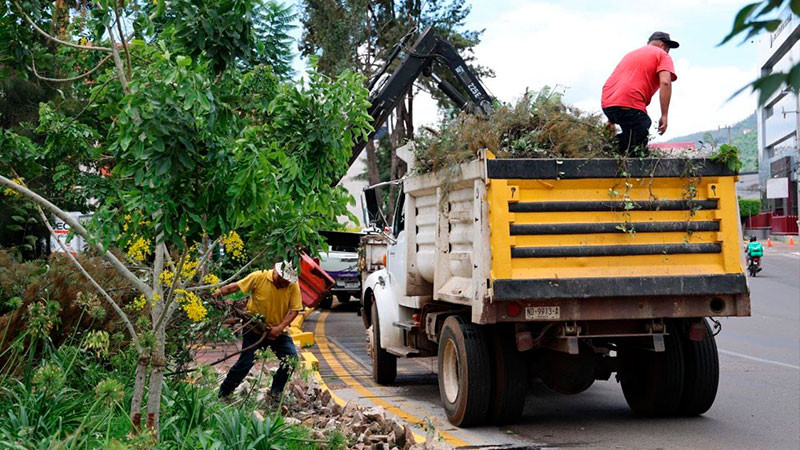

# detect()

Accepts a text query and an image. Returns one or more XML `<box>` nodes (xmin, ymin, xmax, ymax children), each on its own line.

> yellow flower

<box><xmin>126</xmin><ymin>236</ymin><xmax>152</xmax><ymax>262</ymax></box>
<box><xmin>131</xmin><ymin>294</ymin><xmax>147</xmax><ymax>311</ymax></box>
<box><xmin>129</xmin><ymin>292</ymin><xmax>161</xmax><ymax>311</ymax></box>
<box><xmin>159</xmin><ymin>270</ymin><xmax>174</xmax><ymax>287</ymax></box>
<box><xmin>184</xmin><ymin>301</ymin><xmax>207</xmax><ymax>322</ymax></box>
<box><xmin>175</xmin><ymin>289</ymin><xmax>206</xmax><ymax>322</ymax></box>
<box><xmin>180</xmin><ymin>258</ymin><xmax>200</xmax><ymax>281</ymax></box>
<box><xmin>222</xmin><ymin>231</ymin><xmax>245</xmax><ymax>262</ymax></box>
<box><xmin>202</xmin><ymin>273</ymin><xmax>220</xmax><ymax>285</ymax></box>
<box><xmin>2</xmin><ymin>177</ymin><xmax>24</xmax><ymax>197</ymax></box>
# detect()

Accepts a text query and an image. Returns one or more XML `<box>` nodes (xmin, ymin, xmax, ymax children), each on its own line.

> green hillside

<box><xmin>667</xmin><ymin>112</ymin><xmax>758</xmax><ymax>171</ymax></box>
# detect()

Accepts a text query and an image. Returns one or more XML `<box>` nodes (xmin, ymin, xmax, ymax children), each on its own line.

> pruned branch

<box><xmin>37</xmin><ymin>208</ymin><xmax>143</xmax><ymax>354</ymax></box>
<box><xmin>30</xmin><ymin>53</ymin><xmax>112</xmax><ymax>83</ymax></box>
<box><xmin>13</xmin><ymin>1</ymin><xmax>113</xmax><ymax>52</ymax></box>
<box><xmin>186</xmin><ymin>248</ymin><xmax>269</xmax><ymax>292</ymax></box>
<box><xmin>0</xmin><ymin>174</ymin><xmax>153</xmax><ymax>297</ymax></box>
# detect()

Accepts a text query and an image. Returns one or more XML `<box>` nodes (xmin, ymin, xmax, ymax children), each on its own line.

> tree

<box><xmin>1</xmin><ymin>0</ymin><xmax>371</xmax><ymax>438</ymax></box>
<box><xmin>299</xmin><ymin>0</ymin><xmax>491</xmax><ymax>214</ymax></box>
<box><xmin>722</xmin><ymin>0</ymin><xmax>800</xmax><ymax>104</ymax></box>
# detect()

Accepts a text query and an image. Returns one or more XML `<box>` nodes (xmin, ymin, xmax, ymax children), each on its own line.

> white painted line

<box><xmin>719</xmin><ymin>349</ymin><xmax>800</xmax><ymax>370</ymax></box>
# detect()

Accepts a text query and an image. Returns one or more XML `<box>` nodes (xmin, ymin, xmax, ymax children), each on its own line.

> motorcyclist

<box><xmin>744</xmin><ymin>235</ymin><xmax>763</xmax><ymax>273</ymax></box>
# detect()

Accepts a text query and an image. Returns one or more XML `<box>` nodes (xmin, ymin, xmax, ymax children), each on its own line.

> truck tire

<box><xmin>676</xmin><ymin>319</ymin><xmax>719</xmax><ymax>416</ymax></box>
<box><xmin>371</xmin><ymin>301</ymin><xmax>396</xmax><ymax>384</ymax></box>
<box><xmin>619</xmin><ymin>324</ymin><xmax>685</xmax><ymax>416</ymax></box>
<box><xmin>488</xmin><ymin>326</ymin><xmax>527</xmax><ymax>424</ymax></box>
<box><xmin>319</xmin><ymin>295</ymin><xmax>333</xmax><ymax>310</ymax></box>
<box><xmin>437</xmin><ymin>316</ymin><xmax>491</xmax><ymax>427</ymax></box>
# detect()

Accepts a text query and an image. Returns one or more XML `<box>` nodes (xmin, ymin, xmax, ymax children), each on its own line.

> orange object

<box><xmin>790</xmin><ymin>237</ymin><xmax>796</xmax><ymax>246</ymax></box>
<box><xmin>767</xmin><ymin>238</ymin><xmax>773</xmax><ymax>247</ymax></box>
<box><xmin>298</xmin><ymin>253</ymin><xmax>335</xmax><ymax>308</ymax></box>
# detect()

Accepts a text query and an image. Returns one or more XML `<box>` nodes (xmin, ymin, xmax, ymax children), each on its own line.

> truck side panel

<box><xmin>486</xmin><ymin>158</ymin><xmax>749</xmax><ymax>319</ymax></box>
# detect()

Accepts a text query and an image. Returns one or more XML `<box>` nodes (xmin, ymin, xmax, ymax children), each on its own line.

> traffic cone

<box><xmin>767</xmin><ymin>238</ymin><xmax>773</xmax><ymax>247</ymax></box>
<box><xmin>790</xmin><ymin>237</ymin><xmax>795</xmax><ymax>246</ymax></box>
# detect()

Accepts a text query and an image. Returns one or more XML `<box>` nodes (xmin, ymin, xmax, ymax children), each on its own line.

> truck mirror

<box><xmin>362</xmin><ymin>187</ymin><xmax>385</xmax><ymax>229</ymax></box>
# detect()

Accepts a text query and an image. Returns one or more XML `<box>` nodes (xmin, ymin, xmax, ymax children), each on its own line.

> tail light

<box><xmin>506</xmin><ymin>302</ymin><xmax>522</xmax><ymax>318</ymax></box>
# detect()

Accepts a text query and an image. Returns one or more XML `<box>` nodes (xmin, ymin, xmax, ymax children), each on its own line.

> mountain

<box><xmin>667</xmin><ymin>112</ymin><xmax>758</xmax><ymax>171</ymax></box>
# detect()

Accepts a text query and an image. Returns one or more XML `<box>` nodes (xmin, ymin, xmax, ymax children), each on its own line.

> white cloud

<box><xmin>411</xmin><ymin>1</ymin><xmax>759</xmax><ymax>141</ymax></box>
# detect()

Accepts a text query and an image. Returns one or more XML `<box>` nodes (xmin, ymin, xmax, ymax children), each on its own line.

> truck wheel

<box><xmin>676</xmin><ymin>319</ymin><xmax>719</xmax><ymax>416</ymax></box>
<box><xmin>371</xmin><ymin>301</ymin><xmax>396</xmax><ymax>384</ymax></box>
<box><xmin>619</xmin><ymin>324</ymin><xmax>685</xmax><ymax>416</ymax></box>
<box><xmin>336</xmin><ymin>293</ymin><xmax>351</xmax><ymax>304</ymax></box>
<box><xmin>319</xmin><ymin>295</ymin><xmax>333</xmax><ymax>309</ymax></box>
<box><xmin>488</xmin><ymin>327</ymin><xmax>528</xmax><ymax>424</ymax></box>
<box><xmin>437</xmin><ymin>316</ymin><xmax>491</xmax><ymax>427</ymax></box>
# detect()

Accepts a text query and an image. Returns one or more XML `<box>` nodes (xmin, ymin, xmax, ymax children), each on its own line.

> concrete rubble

<box><xmin>232</xmin><ymin>370</ymin><xmax>452</xmax><ymax>449</ymax></box>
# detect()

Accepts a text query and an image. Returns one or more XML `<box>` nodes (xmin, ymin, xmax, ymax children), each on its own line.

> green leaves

<box><xmin>722</xmin><ymin>1</ymin><xmax>800</xmax><ymax>105</ymax></box>
<box><xmin>712</xmin><ymin>144</ymin><xmax>744</xmax><ymax>173</ymax></box>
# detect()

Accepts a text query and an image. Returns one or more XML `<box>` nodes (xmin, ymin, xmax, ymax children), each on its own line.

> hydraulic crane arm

<box><xmin>347</xmin><ymin>26</ymin><xmax>494</xmax><ymax>168</ymax></box>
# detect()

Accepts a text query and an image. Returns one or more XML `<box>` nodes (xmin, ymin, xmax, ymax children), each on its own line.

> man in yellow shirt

<box><xmin>213</xmin><ymin>261</ymin><xmax>303</xmax><ymax>399</ymax></box>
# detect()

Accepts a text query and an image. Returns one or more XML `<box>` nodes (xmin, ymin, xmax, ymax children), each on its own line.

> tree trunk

<box><xmin>130</xmin><ymin>355</ymin><xmax>149</xmax><ymax>429</ymax></box>
<box><xmin>145</xmin><ymin>325</ymin><xmax>166</xmax><ymax>435</ymax></box>
<box><xmin>145</xmin><ymin>243</ymin><xmax>167</xmax><ymax>437</ymax></box>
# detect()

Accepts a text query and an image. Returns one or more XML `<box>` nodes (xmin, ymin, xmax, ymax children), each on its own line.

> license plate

<box><xmin>525</xmin><ymin>306</ymin><xmax>560</xmax><ymax>320</ymax></box>
<box><xmin>345</xmin><ymin>282</ymin><xmax>359</xmax><ymax>288</ymax></box>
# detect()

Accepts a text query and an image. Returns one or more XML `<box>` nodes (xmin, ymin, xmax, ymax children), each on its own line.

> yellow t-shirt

<box><xmin>238</xmin><ymin>270</ymin><xmax>302</xmax><ymax>327</ymax></box>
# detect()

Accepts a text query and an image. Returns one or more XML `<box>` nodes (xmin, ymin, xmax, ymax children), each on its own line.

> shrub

<box><xmin>739</xmin><ymin>197</ymin><xmax>761</xmax><ymax>218</ymax></box>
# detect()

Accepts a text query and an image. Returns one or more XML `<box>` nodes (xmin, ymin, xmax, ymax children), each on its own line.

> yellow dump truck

<box><xmin>360</xmin><ymin>149</ymin><xmax>750</xmax><ymax>427</ymax></box>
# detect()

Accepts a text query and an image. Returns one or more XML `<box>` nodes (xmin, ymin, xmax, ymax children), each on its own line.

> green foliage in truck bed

<box><xmin>412</xmin><ymin>87</ymin><xmax>618</xmax><ymax>174</ymax></box>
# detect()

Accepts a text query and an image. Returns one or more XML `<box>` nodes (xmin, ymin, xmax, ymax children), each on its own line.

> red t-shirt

<box><xmin>601</xmin><ymin>45</ymin><xmax>677</xmax><ymax>112</ymax></box>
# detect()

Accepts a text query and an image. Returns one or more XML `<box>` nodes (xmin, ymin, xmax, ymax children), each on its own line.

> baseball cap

<box><xmin>274</xmin><ymin>261</ymin><xmax>298</xmax><ymax>283</ymax></box>
<box><xmin>648</xmin><ymin>31</ymin><xmax>679</xmax><ymax>49</ymax></box>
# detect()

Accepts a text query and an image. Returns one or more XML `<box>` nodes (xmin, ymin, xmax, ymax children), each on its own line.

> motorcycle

<box><xmin>747</xmin><ymin>256</ymin><xmax>762</xmax><ymax>277</ymax></box>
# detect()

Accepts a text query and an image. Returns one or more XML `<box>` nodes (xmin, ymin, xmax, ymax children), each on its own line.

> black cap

<box><xmin>648</xmin><ymin>31</ymin><xmax>679</xmax><ymax>49</ymax></box>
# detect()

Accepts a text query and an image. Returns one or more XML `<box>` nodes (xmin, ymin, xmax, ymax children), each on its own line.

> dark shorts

<box><xmin>603</xmin><ymin>106</ymin><xmax>652</xmax><ymax>156</ymax></box>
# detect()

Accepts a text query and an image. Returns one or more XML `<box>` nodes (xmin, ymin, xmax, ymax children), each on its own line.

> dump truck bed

<box><xmin>402</xmin><ymin>155</ymin><xmax>750</xmax><ymax>324</ymax></box>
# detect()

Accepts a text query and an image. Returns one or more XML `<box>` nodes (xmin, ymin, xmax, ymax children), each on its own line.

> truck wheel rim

<box><xmin>442</xmin><ymin>339</ymin><xmax>460</xmax><ymax>404</ymax></box>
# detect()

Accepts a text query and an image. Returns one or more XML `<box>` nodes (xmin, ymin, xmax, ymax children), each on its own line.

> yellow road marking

<box><xmin>315</xmin><ymin>311</ymin><xmax>469</xmax><ymax>447</ymax></box>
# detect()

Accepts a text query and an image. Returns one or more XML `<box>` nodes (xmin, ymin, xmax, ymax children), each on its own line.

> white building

<box><xmin>755</xmin><ymin>6</ymin><xmax>799</xmax><ymax>235</ymax></box>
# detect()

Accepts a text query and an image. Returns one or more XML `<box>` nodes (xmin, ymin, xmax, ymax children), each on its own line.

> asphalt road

<box><xmin>306</xmin><ymin>244</ymin><xmax>800</xmax><ymax>449</ymax></box>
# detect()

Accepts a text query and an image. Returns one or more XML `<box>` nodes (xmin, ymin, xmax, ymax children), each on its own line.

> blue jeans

<box><xmin>603</xmin><ymin>106</ymin><xmax>652</xmax><ymax>156</ymax></box>
<box><xmin>219</xmin><ymin>330</ymin><xmax>297</xmax><ymax>396</ymax></box>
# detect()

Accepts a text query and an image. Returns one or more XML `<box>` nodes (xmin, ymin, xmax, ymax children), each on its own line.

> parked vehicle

<box><xmin>360</xmin><ymin>150</ymin><xmax>751</xmax><ymax>427</ymax></box>
<box><xmin>318</xmin><ymin>230</ymin><xmax>364</xmax><ymax>309</ymax></box>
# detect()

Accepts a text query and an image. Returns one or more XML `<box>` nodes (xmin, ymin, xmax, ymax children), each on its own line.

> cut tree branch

<box><xmin>13</xmin><ymin>1</ymin><xmax>113</xmax><ymax>52</ymax></box>
<box><xmin>0</xmin><ymin>175</ymin><xmax>153</xmax><ymax>297</ymax></box>
<box><xmin>186</xmin><ymin>248</ymin><xmax>269</xmax><ymax>292</ymax></box>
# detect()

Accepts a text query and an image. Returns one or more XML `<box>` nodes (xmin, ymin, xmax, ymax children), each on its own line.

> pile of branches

<box><xmin>413</xmin><ymin>87</ymin><xmax>618</xmax><ymax>173</ymax></box>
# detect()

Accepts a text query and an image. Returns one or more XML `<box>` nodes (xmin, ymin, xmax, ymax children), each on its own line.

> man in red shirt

<box><xmin>602</xmin><ymin>31</ymin><xmax>679</xmax><ymax>155</ymax></box>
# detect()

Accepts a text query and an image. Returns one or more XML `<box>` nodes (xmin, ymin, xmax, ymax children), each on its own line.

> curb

<box><xmin>288</xmin><ymin>307</ymin><xmax>316</xmax><ymax>348</ymax></box>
